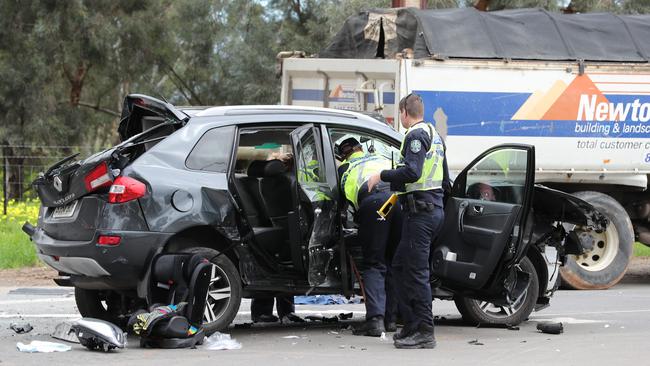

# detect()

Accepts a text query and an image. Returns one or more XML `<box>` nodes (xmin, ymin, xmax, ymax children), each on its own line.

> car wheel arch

<box><xmin>525</xmin><ymin>246</ymin><xmax>548</xmax><ymax>302</ymax></box>
<box><xmin>164</xmin><ymin>225</ymin><xmax>239</xmax><ymax>265</ymax></box>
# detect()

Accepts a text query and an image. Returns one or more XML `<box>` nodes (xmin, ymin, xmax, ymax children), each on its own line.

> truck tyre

<box><xmin>560</xmin><ymin>191</ymin><xmax>634</xmax><ymax>290</ymax></box>
<box><xmin>183</xmin><ymin>247</ymin><xmax>242</xmax><ymax>335</ymax></box>
<box><xmin>454</xmin><ymin>256</ymin><xmax>539</xmax><ymax>326</ymax></box>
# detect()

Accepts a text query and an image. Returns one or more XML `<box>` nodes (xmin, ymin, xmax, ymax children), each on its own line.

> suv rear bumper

<box><xmin>28</xmin><ymin>225</ymin><xmax>172</xmax><ymax>290</ymax></box>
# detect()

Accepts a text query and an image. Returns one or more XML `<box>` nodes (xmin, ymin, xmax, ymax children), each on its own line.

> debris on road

<box><xmin>338</xmin><ymin>312</ymin><xmax>353</xmax><ymax>320</ymax></box>
<box><xmin>16</xmin><ymin>341</ymin><xmax>71</xmax><ymax>353</ymax></box>
<box><xmin>51</xmin><ymin>321</ymin><xmax>79</xmax><ymax>343</ymax></box>
<box><xmin>282</xmin><ymin>335</ymin><xmax>300</xmax><ymax>339</ymax></box>
<box><xmin>234</xmin><ymin>322</ymin><xmax>253</xmax><ymax>329</ymax></box>
<box><xmin>9</xmin><ymin>322</ymin><xmax>33</xmax><ymax>334</ymax></box>
<box><xmin>379</xmin><ymin>332</ymin><xmax>387</xmax><ymax>341</ymax></box>
<box><xmin>204</xmin><ymin>332</ymin><xmax>242</xmax><ymax>350</ymax></box>
<box><xmin>537</xmin><ymin>322</ymin><xmax>564</xmax><ymax>335</ymax></box>
<box><xmin>506</xmin><ymin>325</ymin><xmax>520</xmax><ymax>331</ymax></box>
<box><xmin>305</xmin><ymin>315</ymin><xmax>338</xmax><ymax>323</ymax></box>
<box><xmin>468</xmin><ymin>339</ymin><xmax>484</xmax><ymax>346</ymax></box>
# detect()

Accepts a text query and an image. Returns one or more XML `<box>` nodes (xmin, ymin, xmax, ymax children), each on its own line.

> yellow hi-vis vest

<box><xmin>398</xmin><ymin>122</ymin><xmax>445</xmax><ymax>194</ymax></box>
<box><xmin>341</xmin><ymin>151</ymin><xmax>392</xmax><ymax>209</ymax></box>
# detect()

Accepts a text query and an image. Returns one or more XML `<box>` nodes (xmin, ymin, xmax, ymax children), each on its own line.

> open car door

<box><xmin>290</xmin><ymin>124</ymin><xmax>338</xmax><ymax>287</ymax></box>
<box><xmin>432</xmin><ymin>144</ymin><xmax>535</xmax><ymax>304</ymax></box>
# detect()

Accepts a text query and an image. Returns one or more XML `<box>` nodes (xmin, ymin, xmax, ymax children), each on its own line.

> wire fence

<box><xmin>1</xmin><ymin>144</ymin><xmax>100</xmax><ymax>215</ymax></box>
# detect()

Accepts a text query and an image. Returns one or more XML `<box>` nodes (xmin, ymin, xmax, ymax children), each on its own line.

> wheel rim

<box><xmin>474</xmin><ymin>289</ymin><xmax>527</xmax><ymax>319</ymax></box>
<box><xmin>203</xmin><ymin>263</ymin><xmax>232</xmax><ymax>324</ymax></box>
<box><xmin>571</xmin><ymin>223</ymin><xmax>619</xmax><ymax>272</ymax></box>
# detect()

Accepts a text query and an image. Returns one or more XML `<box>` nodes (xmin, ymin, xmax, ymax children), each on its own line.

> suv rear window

<box><xmin>186</xmin><ymin>126</ymin><xmax>235</xmax><ymax>172</ymax></box>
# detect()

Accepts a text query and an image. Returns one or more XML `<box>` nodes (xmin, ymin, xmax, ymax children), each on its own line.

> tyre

<box><xmin>454</xmin><ymin>256</ymin><xmax>539</xmax><ymax>326</ymax></box>
<box><xmin>183</xmin><ymin>247</ymin><xmax>242</xmax><ymax>334</ymax></box>
<box><xmin>560</xmin><ymin>191</ymin><xmax>634</xmax><ymax>290</ymax></box>
<box><xmin>74</xmin><ymin>288</ymin><xmax>122</xmax><ymax>324</ymax></box>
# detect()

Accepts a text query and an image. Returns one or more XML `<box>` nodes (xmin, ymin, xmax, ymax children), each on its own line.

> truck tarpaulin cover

<box><xmin>319</xmin><ymin>7</ymin><xmax>650</xmax><ymax>62</ymax></box>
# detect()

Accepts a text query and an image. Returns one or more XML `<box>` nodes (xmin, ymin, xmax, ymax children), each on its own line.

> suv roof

<box><xmin>192</xmin><ymin>105</ymin><xmax>399</xmax><ymax>137</ymax></box>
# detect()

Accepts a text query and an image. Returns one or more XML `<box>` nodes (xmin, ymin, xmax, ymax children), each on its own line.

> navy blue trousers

<box><xmin>357</xmin><ymin>191</ymin><xmax>402</xmax><ymax>320</ymax></box>
<box><xmin>392</xmin><ymin>206</ymin><xmax>444</xmax><ymax>332</ymax></box>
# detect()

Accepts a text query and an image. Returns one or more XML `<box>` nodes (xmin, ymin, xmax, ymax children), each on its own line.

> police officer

<box><xmin>367</xmin><ymin>93</ymin><xmax>448</xmax><ymax>349</ymax></box>
<box><xmin>337</xmin><ymin>137</ymin><xmax>402</xmax><ymax>336</ymax></box>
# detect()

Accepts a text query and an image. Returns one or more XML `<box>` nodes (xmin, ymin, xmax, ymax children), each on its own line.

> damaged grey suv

<box><xmin>24</xmin><ymin>95</ymin><xmax>606</xmax><ymax>332</ymax></box>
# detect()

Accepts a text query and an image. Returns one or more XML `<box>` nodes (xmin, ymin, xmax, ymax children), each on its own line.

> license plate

<box><xmin>52</xmin><ymin>201</ymin><xmax>78</xmax><ymax>219</ymax></box>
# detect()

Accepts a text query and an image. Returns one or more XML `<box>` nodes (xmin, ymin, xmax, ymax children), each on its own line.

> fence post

<box><xmin>3</xmin><ymin>155</ymin><xmax>7</xmax><ymax>216</ymax></box>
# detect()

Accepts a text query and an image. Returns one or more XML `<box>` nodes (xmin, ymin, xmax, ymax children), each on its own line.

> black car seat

<box><xmin>259</xmin><ymin>159</ymin><xmax>295</xmax><ymax>228</ymax></box>
<box><xmin>247</xmin><ymin>160</ymin><xmax>290</xmax><ymax>260</ymax></box>
<box><xmin>129</xmin><ymin>253</ymin><xmax>211</xmax><ymax>349</ymax></box>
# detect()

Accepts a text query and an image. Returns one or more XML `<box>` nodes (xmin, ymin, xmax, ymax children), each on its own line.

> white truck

<box><xmin>278</xmin><ymin>7</ymin><xmax>650</xmax><ymax>289</ymax></box>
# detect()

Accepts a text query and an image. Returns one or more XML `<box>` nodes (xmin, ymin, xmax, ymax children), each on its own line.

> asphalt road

<box><xmin>1</xmin><ymin>279</ymin><xmax>649</xmax><ymax>366</ymax></box>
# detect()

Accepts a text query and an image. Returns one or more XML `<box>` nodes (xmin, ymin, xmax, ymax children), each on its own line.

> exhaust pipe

<box><xmin>22</xmin><ymin>222</ymin><xmax>36</xmax><ymax>237</ymax></box>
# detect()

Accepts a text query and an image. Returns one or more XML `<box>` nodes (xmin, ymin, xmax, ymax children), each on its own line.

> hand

<box><xmin>367</xmin><ymin>173</ymin><xmax>381</xmax><ymax>192</ymax></box>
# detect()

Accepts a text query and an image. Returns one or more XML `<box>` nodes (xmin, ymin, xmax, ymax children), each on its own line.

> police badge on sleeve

<box><xmin>410</xmin><ymin>139</ymin><xmax>422</xmax><ymax>153</ymax></box>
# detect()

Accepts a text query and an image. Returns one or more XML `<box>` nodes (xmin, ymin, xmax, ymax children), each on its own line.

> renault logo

<box><xmin>53</xmin><ymin>175</ymin><xmax>63</xmax><ymax>192</ymax></box>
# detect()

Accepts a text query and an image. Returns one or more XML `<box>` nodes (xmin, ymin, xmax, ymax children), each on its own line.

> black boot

<box><xmin>353</xmin><ymin>316</ymin><xmax>385</xmax><ymax>337</ymax></box>
<box><xmin>393</xmin><ymin>326</ymin><xmax>436</xmax><ymax>349</ymax></box>
<box><xmin>384</xmin><ymin>319</ymin><xmax>397</xmax><ymax>333</ymax></box>
<box><xmin>252</xmin><ymin>314</ymin><xmax>279</xmax><ymax>323</ymax></box>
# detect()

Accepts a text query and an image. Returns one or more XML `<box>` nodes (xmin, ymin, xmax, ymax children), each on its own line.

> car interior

<box><xmin>231</xmin><ymin>128</ymin><xmax>298</xmax><ymax>267</ymax></box>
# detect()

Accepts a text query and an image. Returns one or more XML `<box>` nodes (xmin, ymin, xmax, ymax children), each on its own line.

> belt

<box><xmin>400</xmin><ymin>194</ymin><xmax>436</xmax><ymax>213</ymax></box>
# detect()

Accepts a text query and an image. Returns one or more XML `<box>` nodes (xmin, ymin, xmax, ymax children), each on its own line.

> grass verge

<box><xmin>0</xmin><ymin>200</ymin><xmax>40</xmax><ymax>269</ymax></box>
<box><xmin>634</xmin><ymin>242</ymin><xmax>650</xmax><ymax>257</ymax></box>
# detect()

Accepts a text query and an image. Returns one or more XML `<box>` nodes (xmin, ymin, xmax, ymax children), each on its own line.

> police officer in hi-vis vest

<box><xmin>367</xmin><ymin>93</ymin><xmax>449</xmax><ymax>349</ymax></box>
<box><xmin>337</xmin><ymin>137</ymin><xmax>402</xmax><ymax>337</ymax></box>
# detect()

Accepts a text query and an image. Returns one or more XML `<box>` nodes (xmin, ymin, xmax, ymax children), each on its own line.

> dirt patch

<box><xmin>622</xmin><ymin>257</ymin><xmax>650</xmax><ymax>283</ymax></box>
<box><xmin>0</xmin><ymin>266</ymin><xmax>58</xmax><ymax>287</ymax></box>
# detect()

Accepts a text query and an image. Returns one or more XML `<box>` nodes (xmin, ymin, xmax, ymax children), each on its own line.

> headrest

<box><xmin>247</xmin><ymin>159</ymin><xmax>287</xmax><ymax>178</ymax></box>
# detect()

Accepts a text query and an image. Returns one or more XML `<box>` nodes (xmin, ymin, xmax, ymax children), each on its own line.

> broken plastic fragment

<box><xmin>9</xmin><ymin>322</ymin><xmax>33</xmax><ymax>334</ymax></box>
<box><xmin>282</xmin><ymin>335</ymin><xmax>300</xmax><ymax>339</ymax></box>
<box><xmin>51</xmin><ymin>321</ymin><xmax>79</xmax><ymax>343</ymax></box>
<box><xmin>468</xmin><ymin>339</ymin><xmax>484</xmax><ymax>346</ymax></box>
<box><xmin>380</xmin><ymin>332</ymin><xmax>387</xmax><ymax>341</ymax></box>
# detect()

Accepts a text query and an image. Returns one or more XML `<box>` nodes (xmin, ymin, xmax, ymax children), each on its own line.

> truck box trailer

<box><xmin>279</xmin><ymin>7</ymin><xmax>650</xmax><ymax>289</ymax></box>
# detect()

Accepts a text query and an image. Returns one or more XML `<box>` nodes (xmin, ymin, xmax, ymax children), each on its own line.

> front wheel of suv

<box><xmin>454</xmin><ymin>256</ymin><xmax>539</xmax><ymax>326</ymax></box>
<box><xmin>183</xmin><ymin>247</ymin><xmax>242</xmax><ymax>335</ymax></box>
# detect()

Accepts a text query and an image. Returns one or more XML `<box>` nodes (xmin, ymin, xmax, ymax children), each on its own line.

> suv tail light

<box><xmin>109</xmin><ymin>176</ymin><xmax>146</xmax><ymax>203</ymax></box>
<box><xmin>84</xmin><ymin>162</ymin><xmax>113</xmax><ymax>192</ymax></box>
<box><xmin>97</xmin><ymin>235</ymin><xmax>121</xmax><ymax>246</ymax></box>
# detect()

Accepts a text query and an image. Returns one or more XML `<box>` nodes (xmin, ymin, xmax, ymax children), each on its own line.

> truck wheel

<box><xmin>184</xmin><ymin>247</ymin><xmax>242</xmax><ymax>335</ymax></box>
<box><xmin>560</xmin><ymin>191</ymin><xmax>634</xmax><ymax>290</ymax></box>
<box><xmin>454</xmin><ymin>257</ymin><xmax>539</xmax><ymax>326</ymax></box>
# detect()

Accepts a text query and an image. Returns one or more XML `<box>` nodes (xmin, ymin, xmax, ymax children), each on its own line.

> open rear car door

<box><xmin>290</xmin><ymin>124</ymin><xmax>339</xmax><ymax>287</ymax></box>
<box><xmin>432</xmin><ymin>144</ymin><xmax>535</xmax><ymax>304</ymax></box>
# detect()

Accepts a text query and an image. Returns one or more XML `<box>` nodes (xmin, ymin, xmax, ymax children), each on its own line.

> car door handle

<box><xmin>472</xmin><ymin>205</ymin><xmax>484</xmax><ymax>215</ymax></box>
<box><xmin>458</xmin><ymin>201</ymin><xmax>468</xmax><ymax>232</ymax></box>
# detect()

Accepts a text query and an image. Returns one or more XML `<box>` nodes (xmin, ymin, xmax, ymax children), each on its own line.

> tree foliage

<box><xmin>0</xmin><ymin>0</ymin><xmax>649</xmax><ymax>196</ymax></box>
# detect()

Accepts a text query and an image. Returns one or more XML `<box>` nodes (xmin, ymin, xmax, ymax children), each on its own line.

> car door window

<box><xmin>329</xmin><ymin>128</ymin><xmax>400</xmax><ymax>166</ymax></box>
<box><xmin>464</xmin><ymin>149</ymin><xmax>528</xmax><ymax>205</ymax></box>
<box><xmin>186</xmin><ymin>126</ymin><xmax>236</xmax><ymax>172</ymax></box>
